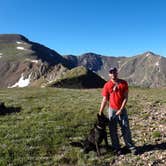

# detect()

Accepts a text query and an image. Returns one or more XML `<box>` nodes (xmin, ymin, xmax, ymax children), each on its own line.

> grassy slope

<box><xmin>47</xmin><ymin>66</ymin><xmax>106</xmax><ymax>89</ymax></box>
<box><xmin>0</xmin><ymin>43</ymin><xmax>34</xmax><ymax>61</ymax></box>
<box><xmin>0</xmin><ymin>87</ymin><xmax>165</xmax><ymax>165</ymax></box>
<box><xmin>47</xmin><ymin>66</ymin><xmax>88</xmax><ymax>87</ymax></box>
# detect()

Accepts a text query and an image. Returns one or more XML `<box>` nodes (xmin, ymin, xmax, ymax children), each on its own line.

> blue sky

<box><xmin>1</xmin><ymin>0</ymin><xmax>166</xmax><ymax>57</ymax></box>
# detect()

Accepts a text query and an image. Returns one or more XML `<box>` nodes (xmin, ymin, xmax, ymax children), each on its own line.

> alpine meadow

<box><xmin>0</xmin><ymin>87</ymin><xmax>165</xmax><ymax>165</ymax></box>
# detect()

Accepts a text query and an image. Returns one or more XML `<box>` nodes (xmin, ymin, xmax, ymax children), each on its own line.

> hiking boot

<box><xmin>114</xmin><ymin>149</ymin><xmax>123</xmax><ymax>156</ymax></box>
<box><xmin>130</xmin><ymin>147</ymin><xmax>138</xmax><ymax>155</ymax></box>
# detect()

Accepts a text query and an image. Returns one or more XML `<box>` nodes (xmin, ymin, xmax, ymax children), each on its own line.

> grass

<box><xmin>0</xmin><ymin>43</ymin><xmax>34</xmax><ymax>61</ymax></box>
<box><xmin>152</xmin><ymin>131</ymin><xmax>161</xmax><ymax>138</ymax></box>
<box><xmin>47</xmin><ymin>66</ymin><xmax>92</xmax><ymax>88</ymax></box>
<box><xmin>0</xmin><ymin>87</ymin><xmax>165</xmax><ymax>165</ymax></box>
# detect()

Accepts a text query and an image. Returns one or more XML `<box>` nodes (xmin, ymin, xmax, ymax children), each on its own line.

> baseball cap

<box><xmin>109</xmin><ymin>67</ymin><xmax>117</xmax><ymax>73</ymax></box>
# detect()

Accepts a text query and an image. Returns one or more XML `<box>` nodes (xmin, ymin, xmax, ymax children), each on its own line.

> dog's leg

<box><xmin>104</xmin><ymin>133</ymin><xmax>109</xmax><ymax>148</ymax></box>
<box><xmin>95</xmin><ymin>141</ymin><xmax>101</xmax><ymax>156</ymax></box>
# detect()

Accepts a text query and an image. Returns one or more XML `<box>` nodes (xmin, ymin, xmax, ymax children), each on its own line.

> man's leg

<box><xmin>119</xmin><ymin>108</ymin><xmax>137</xmax><ymax>154</ymax></box>
<box><xmin>108</xmin><ymin>108</ymin><xmax>121</xmax><ymax>152</ymax></box>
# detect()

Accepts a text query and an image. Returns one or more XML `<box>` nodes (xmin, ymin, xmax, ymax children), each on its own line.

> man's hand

<box><xmin>98</xmin><ymin>111</ymin><xmax>104</xmax><ymax>116</ymax></box>
<box><xmin>116</xmin><ymin>109</ymin><xmax>122</xmax><ymax>116</ymax></box>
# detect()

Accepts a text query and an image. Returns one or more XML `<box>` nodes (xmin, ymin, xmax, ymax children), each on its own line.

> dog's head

<box><xmin>96</xmin><ymin>113</ymin><xmax>109</xmax><ymax>129</ymax></box>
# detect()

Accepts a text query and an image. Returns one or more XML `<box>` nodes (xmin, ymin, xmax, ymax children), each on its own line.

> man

<box><xmin>99</xmin><ymin>67</ymin><xmax>137</xmax><ymax>155</ymax></box>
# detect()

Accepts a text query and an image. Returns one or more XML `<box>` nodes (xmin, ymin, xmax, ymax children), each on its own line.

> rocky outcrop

<box><xmin>47</xmin><ymin>66</ymin><xmax>106</xmax><ymax>89</ymax></box>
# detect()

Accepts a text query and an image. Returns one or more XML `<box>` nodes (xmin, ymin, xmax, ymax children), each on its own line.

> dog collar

<box><xmin>96</xmin><ymin>125</ymin><xmax>103</xmax><ymax>130</ymax></box>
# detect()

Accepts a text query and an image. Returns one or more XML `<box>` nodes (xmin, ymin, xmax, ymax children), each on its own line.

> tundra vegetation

<box><xmin>0</xmin><ymin>87</ymin><xmax>165</xmax><ymax>165</ymax></box>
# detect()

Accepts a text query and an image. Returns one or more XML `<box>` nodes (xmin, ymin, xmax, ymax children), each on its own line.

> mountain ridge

<box><xmin>64</xmin><ymin>51</ymin><xmax>166</xmax><ymax>87</ymax></box>
<box><xmin>0</xmin><ymin>34</ymin><xmax>166</xmax><ymax>88</ymax></box>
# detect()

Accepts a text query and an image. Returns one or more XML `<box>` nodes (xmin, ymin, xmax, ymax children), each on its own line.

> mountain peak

<box><xmin>0</xmin><ymin>34</ymin><xmax>29</xmax><ymax>43</ymax></box>
<box><xmin>81</xmin><ymin>52</ymin><xmax>102</xmax><ymax>57</ymax></box>
<box><xmin>143</xmin><ymin>51</ymin><xmax>156</xmax><ymax>57</ymax></box>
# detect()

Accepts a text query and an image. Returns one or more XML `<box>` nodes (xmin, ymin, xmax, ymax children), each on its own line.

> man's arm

<box><xmin>99</xmin><ymin>96</ymin><xmax>108</xmax><ymax>115</ymax></box>
<box><xmin>116</xmin><ymin>91</ymin><xmax>128</xmax><ymax>115</ymax></box>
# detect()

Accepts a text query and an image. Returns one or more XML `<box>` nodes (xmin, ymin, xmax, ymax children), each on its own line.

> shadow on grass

<box><xmin>0</xmin><ymin>102</ymin><xmax>21</xmax><ymax>115</ymax></box>
<box><xmin>120</xmin><ymin>142</ymin><xmax>166</xmax><ymax>155</ymax></box>
<box><xmin>70</xmin><ymin>141</ymin><xmax>166</xmax><ymax>156</ymax></box>
<box><xmin>137</xmin><ymin>142</ymin><xmax>166</xmax><ymax>154</ymax></box>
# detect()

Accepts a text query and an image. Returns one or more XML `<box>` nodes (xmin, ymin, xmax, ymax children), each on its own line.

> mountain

<box><xmin>0</xmin><ymin>34</ymin><xmax>70</xmax><ymax>88</ymax></box>
<box><xmin>47</xmin><ymin>66</ymin><xmax>106</xmax><ymax>88</ymax></box>
<box><xmin>118</xmin><ymin>52</ymin><xmax>166</xmax><ymax>87</ymax></box>
<box><xmin>64</xmin><ymin>52</ymin><xmax>127</xmax><ymax>81</ymax></box>
<box><xmin>0</xmin><ymin>34</ymin><xmax>68</xmax><ymax>65</ymax></box>
<box><xmin>64</xmin><ymin>52</ymin><xmax>166</xmax><ymax>87</ymax></box>
<box><xmin>1</xmin><ymin>34</ymin><xmax>166</xmax><ymax>88</ymax></box>
<box><xmin>0</xmin><ymin>34</ymin><xmax>106</xmax><ymax>88</ymax></box>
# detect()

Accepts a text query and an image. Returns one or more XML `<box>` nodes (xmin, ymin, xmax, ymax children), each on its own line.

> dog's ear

<box><xmin>97</xmin><ymin>113</ymin><xmax>102</xmax><ymax>121</ymax></box>
<box><xmin>97</xmin><ymin>113</ymin><xmax>104</xmax><ymax>121</ymax></box>
<box><xmin>97</xmin><ymin>113</ymin><xmax>109</xmax><ymax>123</ymax></box>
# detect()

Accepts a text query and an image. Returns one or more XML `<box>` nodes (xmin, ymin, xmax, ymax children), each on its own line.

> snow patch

<box><xmin>26</xmin><ymin>59</ymin><xmax>39</xmax><ymax>64</ymax></box>
<box><xmin>16</xmin><ymin>41</ymin><xmax>23</xmax><ymax>44</ymax></box>
<box><xmin>9</xmin><ymin>73</ymin><xmax>31</xmax><ymax>88</ymax></box>
<box><xmin>146</xmin><ymin>53</ymin><xmax>151</xmax><ymax>57</ymax></box>
<box><xmin>31</xmin><ymin>60</ymin><xmax>39</xmax><ymax>63</ymax></box>
<box><xmin>17</xmin><ymin>46</ymin><xmax>25</xmax><ymax>50</ymax></box>
<box><xmin>155</xmin><ymin>61</ymin><xmax>159</xmax><ymax>66</ymax></box>
<box><xmin>0</xmin><ymin>53</ymin><xmax>3</xmax><ymax>56</ymax></box>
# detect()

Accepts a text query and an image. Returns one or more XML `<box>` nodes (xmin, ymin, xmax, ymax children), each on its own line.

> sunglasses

<box><xmin>109</xmin><ymin>70</ymin><xmax>117</xmax><ymax>74</ymax></box>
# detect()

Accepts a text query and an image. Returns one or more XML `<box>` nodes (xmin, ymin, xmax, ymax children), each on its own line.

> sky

<box><xmin>1</xmin><ymin>0</ymin><xmax>166</xmax><ymax>57</ymax></box>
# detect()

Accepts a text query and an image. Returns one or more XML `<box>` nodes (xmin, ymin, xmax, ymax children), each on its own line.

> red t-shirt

<box><xmin>102</xmin><ymin>79</ymin><xmax>128</xmax><ymax>110</ymax></box>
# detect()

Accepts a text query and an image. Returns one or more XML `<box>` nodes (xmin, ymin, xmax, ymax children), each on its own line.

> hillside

<box><xmin>0</xmin><ymin>34</ymin><xmax>70</xmax><ymax>88</ymax></box>
<box><xmin>0</xmin><ymin>87</ymin><xmax>165</xmax><ymax>165</ymax></box>
<box><xmin>0</xmin><ymin>34</ymin><xmax>68</xmax><ymax>64</ymax></box>
<box><xmin>47</xmin><ymin>66</ymin><xmax>106</xmax><ymax>88</ymax></box>
<box><xmin>0</xmin><ymin>34</ymin><xmax>107</xmax><ymax>89</ymax></box>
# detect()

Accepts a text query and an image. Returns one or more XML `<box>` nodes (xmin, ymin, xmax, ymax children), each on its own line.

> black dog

<box><xmin>83</xmin><ymin>113</ymin><xmax>109</xmax><ymax>156</ymax></box>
